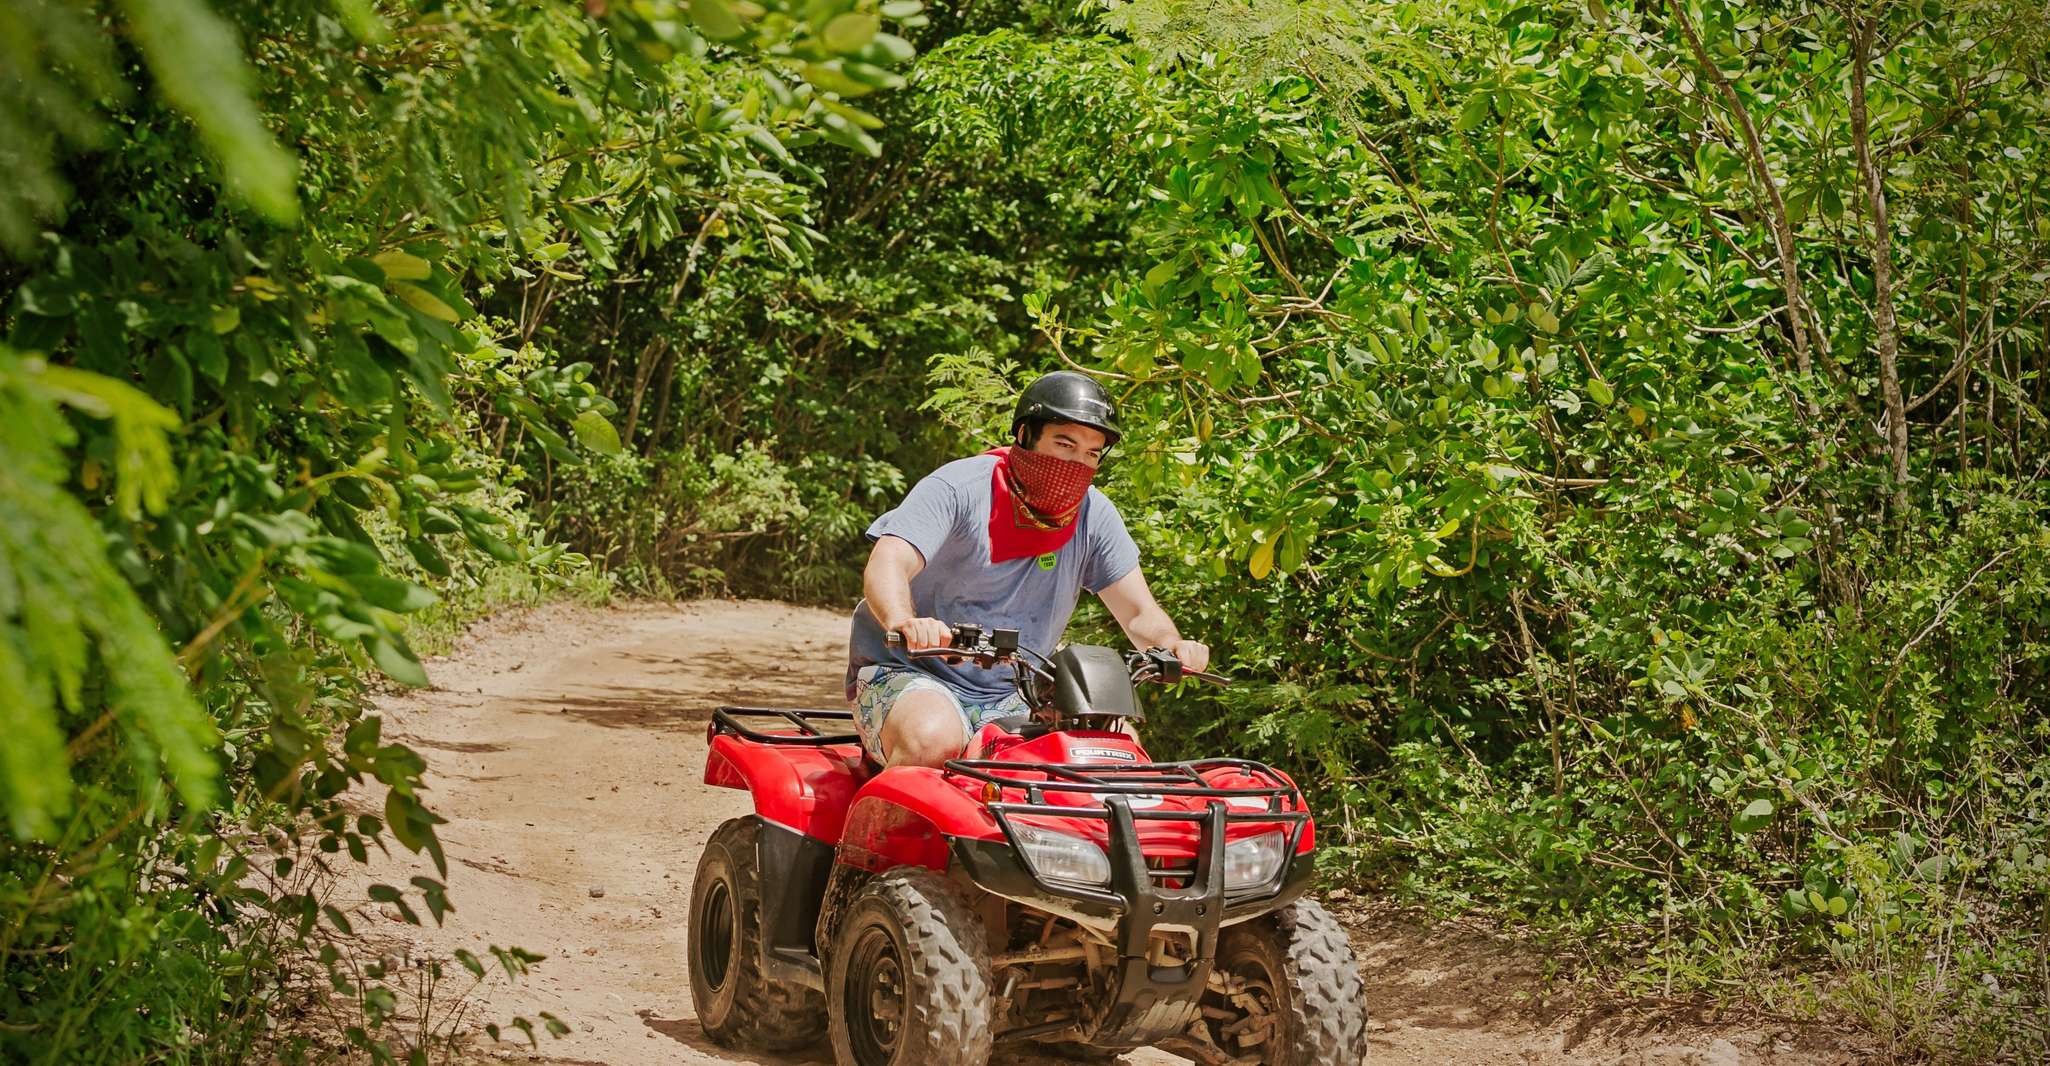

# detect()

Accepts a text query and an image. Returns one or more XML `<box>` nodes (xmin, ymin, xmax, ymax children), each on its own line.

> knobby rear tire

<box><xmin>826</xmin><ymin>867</ymin><xmax>994</xmax><ymax>1066</ymax></box>
<box><xmin>687</xmin><ymin>817</ymin><xmax>827</xmax><ymax>1050</ymax></box>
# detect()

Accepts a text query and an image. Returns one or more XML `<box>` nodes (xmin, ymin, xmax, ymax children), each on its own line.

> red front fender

<box><xmin>836</xmin><ymin>767</ymin><xmax>1003</xmax><ymax>873</ymax></box>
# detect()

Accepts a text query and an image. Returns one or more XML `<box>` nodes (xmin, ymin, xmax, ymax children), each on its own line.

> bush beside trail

<box><xmin>1</xmin><ymin>0</ymin><xmax>924</xmax><ymax>1059</ymax></box>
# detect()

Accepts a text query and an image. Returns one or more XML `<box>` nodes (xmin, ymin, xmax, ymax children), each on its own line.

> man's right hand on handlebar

<box><xmin>888</xmin><ymin>616</ymin><xmax>955</xmax><ymax>652</ymax></box>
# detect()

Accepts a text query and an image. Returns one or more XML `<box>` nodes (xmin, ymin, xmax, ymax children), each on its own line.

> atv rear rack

<box><xmin>942</xmin><ymin>756</ymin><xmax>1303</xmax><ymax>812</ymax></box>
<box><xmin>710</xmin><ymin>705</ymin><xmax>859</xmax><ymax>746</ymax></box>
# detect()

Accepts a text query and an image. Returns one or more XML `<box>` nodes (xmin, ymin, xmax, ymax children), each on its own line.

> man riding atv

<box><xmin>691</xmin><ymin>371</ymin><xmax>1369</xmax><ymax>1065</ymax></box>
<box><xmin>847</xmin><ymin>371</ymin><xmax>1208</xmax><ymax>768</ymax></box>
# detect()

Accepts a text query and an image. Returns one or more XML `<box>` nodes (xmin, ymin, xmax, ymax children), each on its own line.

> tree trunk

<box><xmin>1849</xmin><ymin>16</ymin><xmax>1911</xmax><ymax>513</ymax></box>
<box><xmin>1664</xmin><ymin>0</ymin><xmax>1817</xmax><ymax>381</ymax></box>
<box><xmin>622</xmin><ymin>207</ymin><xmax>724</xmax><ymax>444</ymax></box>
<box><xmin>644</xmin><ymin>344</ymin><xmax>680</xmax><ymax>458</ymax></box>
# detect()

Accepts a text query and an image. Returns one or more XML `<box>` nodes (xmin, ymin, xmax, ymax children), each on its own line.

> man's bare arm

<box><xmin>1097</xmin><ymin>568</ymin><xmax>1209</xmax><ymax>673</ymax></box>
<box><xmin>863</xmin><ymin>535</ymin><xmax>951</xmax><ymax>650</ymax></box>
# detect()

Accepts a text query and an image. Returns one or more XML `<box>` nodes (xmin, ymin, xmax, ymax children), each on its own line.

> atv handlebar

<box><xmin>885</xmin><ymin>624</ymin><xmax>1229</xmax><ymax>686</ymax></box>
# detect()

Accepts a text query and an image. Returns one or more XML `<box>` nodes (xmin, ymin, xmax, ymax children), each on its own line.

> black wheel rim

<box><xmin>843</xmin><ymin>925</ymin><xmax>907</xmax><ymax>1065</ymax></box>
<box><xmin>1203</xmin><ymin>951</ymin><xmax>1281</xmax><ymax>1063</ymax></box>
<box><xmin>697</xmin><ymin>879</ymin><xmax>734</xmax><ymax>992</ymax></box>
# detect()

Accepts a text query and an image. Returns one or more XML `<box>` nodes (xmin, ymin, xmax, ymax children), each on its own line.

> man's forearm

<box><xmin>1121</xmin><ymin>608</ymin><xmax>1181</xmax><ymax>650</ymax></box>
<box><xmin>864</xmin><ymin>566</ymin><xmax>917</xmax><ymax>630</ymax></box>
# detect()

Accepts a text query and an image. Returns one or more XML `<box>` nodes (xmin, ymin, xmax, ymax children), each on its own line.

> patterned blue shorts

<box><xmin>851</xmin><ymin>665</ymin><xmax>1029</xmax><ymax>763</ymax></box>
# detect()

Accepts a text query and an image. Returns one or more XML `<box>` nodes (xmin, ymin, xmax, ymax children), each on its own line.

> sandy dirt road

<box><xmin>347</xmin><ymin>601</ymin><xmax>1870</xmax><ymax>1066</ymax></box>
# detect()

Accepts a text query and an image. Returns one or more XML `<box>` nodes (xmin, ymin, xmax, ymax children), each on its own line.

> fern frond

<box><xmin>0</xmin><ymin>348</ymin><xmax>219</xmax><ymax>840</ymax></box>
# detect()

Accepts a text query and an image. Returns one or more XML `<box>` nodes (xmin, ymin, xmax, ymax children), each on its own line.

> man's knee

<box><xmin>880</xmin><ymin>691</ymin><xmax>967</xmax><ymax>768</ymax></box>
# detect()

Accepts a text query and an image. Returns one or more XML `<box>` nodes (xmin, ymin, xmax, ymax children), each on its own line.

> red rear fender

<box><xmin>703</xmin><ymin>734</ymin><xmax>866</xmax><ymax>844</ymax></box>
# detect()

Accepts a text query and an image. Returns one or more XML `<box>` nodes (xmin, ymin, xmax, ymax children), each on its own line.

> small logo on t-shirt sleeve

<box><xmin>1036</xmin><ymin>551</ymin><xmax>1058</xmax><ymax>570</ymax></box>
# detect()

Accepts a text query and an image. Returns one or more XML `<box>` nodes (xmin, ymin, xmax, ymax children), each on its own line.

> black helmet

<box><xmin>1012</xmin><ymin>371</ymin><xmax>1122</xmax><ymax>446</ymax></box>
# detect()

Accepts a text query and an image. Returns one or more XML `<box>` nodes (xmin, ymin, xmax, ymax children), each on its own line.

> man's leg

<box><xmin>877</xmin><ymin>687</ymin><xmax>970</xmax><ymax>768</ymax></box>
<box><xmin>853</xmin><ymin>668</ymin><xmax>972</xmax><ymax>769</ymax></box>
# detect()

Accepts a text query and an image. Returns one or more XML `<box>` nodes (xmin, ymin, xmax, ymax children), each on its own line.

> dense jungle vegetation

<box><xmin>3</xmin><ymin>0</ymin><xmax>2047</xmax><ymax>1061</ymax></box>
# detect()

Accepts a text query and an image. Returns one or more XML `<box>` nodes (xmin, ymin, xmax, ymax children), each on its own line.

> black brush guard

<box><xmin>945</xmin><ymin>757</ymin><xmax>1314</xmax><ymax>1047</ymax></box>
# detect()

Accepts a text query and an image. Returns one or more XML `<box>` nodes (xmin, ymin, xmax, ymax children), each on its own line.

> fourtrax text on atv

<box><xmin>687</xmin><ymin>623</ymin><xmax>1370</xmax><ymax>1065</ymax></box>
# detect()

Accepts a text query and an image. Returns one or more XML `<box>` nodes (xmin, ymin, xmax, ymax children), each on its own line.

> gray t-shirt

<box><xmin>847</xmin><ymin>454</ymin><xmax>1142</xmax><ymax>702</ymax></box>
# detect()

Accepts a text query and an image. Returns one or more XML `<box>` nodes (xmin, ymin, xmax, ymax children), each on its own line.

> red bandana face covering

<box><xmin>984</xmin><ymin>446</ymin><xmax>1097</xmax><ymax>563</ymax></box>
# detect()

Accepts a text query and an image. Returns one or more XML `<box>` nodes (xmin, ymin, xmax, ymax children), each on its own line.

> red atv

<box><xmin>688</xmin><ymin>624</ymin><xmax>1369</xmax><ymax>1065</ymax></box>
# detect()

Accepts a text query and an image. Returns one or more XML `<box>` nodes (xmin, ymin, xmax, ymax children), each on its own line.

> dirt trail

<box><xmin>349</xmin><ymin>601</ymin><xmax>1870</xmax><ymax>1066</ymax></box>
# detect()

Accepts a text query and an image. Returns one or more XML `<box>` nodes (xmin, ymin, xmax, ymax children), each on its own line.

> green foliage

<box><xmin>115</xmin><ymin>0</ymin><xmax>301</xmax><ymax>223</ymax></box>
<box><xmin>514</xmin><ymin>2</ymin><xmax>1126</xmax><ymax>598</ymax></box>
<box><xmin>6</xmin><ymin>0</ymin><xmax>2048</xmax><ymax>1059</ymax></box>
<box><xmin>940</xmin><ymin>0</ymin><xmax>2050</xmax><ymax>1056</ymax></box>
<box><xmin>0</xmin><ymin>348</ymin><xmax>215</xmax><ymax>839</ymax></box>
<box><xmin>1</xmin><ymin>0</ymin><xmax>920</xmax><ymax>1058</ymax></box>
<box><xmin>897</xmin><ymin>0</ymin><xmax>2050</xmax><ymax>1057</ymax></box>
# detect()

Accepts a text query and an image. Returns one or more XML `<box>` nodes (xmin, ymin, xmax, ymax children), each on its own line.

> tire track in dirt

<box><xmin>344</xmin><ymin>601</ymin><xmax>1870</xmax><ymax>1066</ymax></box>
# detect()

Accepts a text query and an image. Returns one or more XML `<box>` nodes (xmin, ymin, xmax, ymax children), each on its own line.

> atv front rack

<box><xmin>944</xmin><ymin>754</ymin><xmax>1313</xmax><ymax>922</ymax></box>
<box><xmin>710</xmin><ymin>705</ymin><xmax>859</xmax><ymax>746</ymax></box>
<box><xmin>942</xmin><ymin>756</ymin><xmax>1302</xmax><ymax>812</ymax></box>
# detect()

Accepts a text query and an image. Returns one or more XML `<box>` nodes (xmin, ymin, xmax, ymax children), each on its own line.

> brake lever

<box><xmin>1137</xmin><ymin>647</ymin><xmax>1184</xmax><ymax>684</ymax></box>
<box><xmin>1131</xmin><ymin>647</ymin><xmax>1231</xmax><ymax>687</ymax></box>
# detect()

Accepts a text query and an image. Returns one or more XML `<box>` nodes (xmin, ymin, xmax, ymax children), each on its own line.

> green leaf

<box><xmin>687</xmin><ymin>0</ymin><xmax>747</xmax><ymax>42</ymax></box>
<box><xmin>347</xmin><ymin>574</ymin><xmax>439</xmax><ymax>614</ymax></box>
<box><xmin>116</xmin><ymin>0</ymin><xmax>298</xmax><ymax>223</ymax></box>
<box><xmin>392</xmin><ymin>282</ymin><xmax>461</xmax><ymax>323</ymax></box>
<box><xmin>1455</xmin><ymin>92</ymin><xmax>1492</xmax><ymax>132</ymax></box>
<box><xmin>1587</xmin><ymin>378</ymin><xmax>1615</xmax><ymax>406</ymax></box>
<box><xmin>1248</xmin><ymin>537</ymin><xmax>1275</xmax><ymax>580</ymax></box>
<box><xmin>804</xmin><ymin>62</ymin><xmax>877</xmax><ymax>99</ymax></box>
<box><xmin>329</xmin><ymin>0</ymin><xmax>389</xmax><ymax>42</ymax></box>
<box><xmin>1732</xmin><ymin>797</ymin><xmax>1774</xmax><ymax>832</ymax></box>
<box><xmin>572</xmin><ymin>410</ymin><xmax>622</xmax><ymax>455</ymax></box>
<box><xmin>0</xmin><ymin>638</ymin><xmax>73</xmax><ymax>839</ymax></box>
<box><xmin>1277</xmin><ymin>528</ymin><xmax>1306</xmax><ymax>574</ymax></box>
<box><xmin>372</xmin><ymin>250</ymin><xmax>432</xmax><ymax>281</ymax></box>
<box><xmin>465</xmin><ymin>526</ymin><xmax>521</xmax><ymax>563</ymax></box>
<box><xmin>367</xmin><ymin>635</ymin><xmax>429</xmax><ymax>687</ymax></box>
<box><xmin>841</xmin><ymin>62</ymin><xmax>906</xmax><ymax>92</ymax></box>
<box><xmin>823</xmin><ymin>12</ymin><xmax>881</xmax><ymax>54</ymax></box>
<box><xmin>861</xmin><ymin>32</ymin><xmax>916</xmax><ymax>65</ymax></box>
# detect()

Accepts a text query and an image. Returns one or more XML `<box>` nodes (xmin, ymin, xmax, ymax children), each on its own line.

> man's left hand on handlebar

<box><xmin>1163</xmin><ymin>639</ymin><xmax>1209</xmax><ymax>674</ymax></box>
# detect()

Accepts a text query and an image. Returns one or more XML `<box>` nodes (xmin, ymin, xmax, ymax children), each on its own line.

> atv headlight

<box><xmin>1010</xmin><ymin>823</ymin><xmax>1112</xmax><ymax>887</ymax></box>
<box><xmin>1224</xmin><ymin>831</ymin><xmax>1288</xmax><ymax>890</ymax></box>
